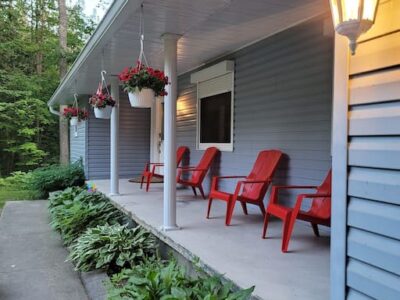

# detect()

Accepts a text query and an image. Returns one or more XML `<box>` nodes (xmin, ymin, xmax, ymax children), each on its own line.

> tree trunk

<box><xmin>58</xmin><ymin>0</ymin><xmax>69</xmax><ymax>164</ymax></box>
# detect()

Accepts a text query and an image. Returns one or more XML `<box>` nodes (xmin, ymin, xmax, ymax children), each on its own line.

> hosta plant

<box><xmin>49</xmin><ymin>189</ymin><xmax>125</xmax><ymax>245</ymax></box>
<box><xmin>69</xmin><ymin>224</ymin><xmax>156</xmax><ymax>273</ymax></box>
<box><xmin>107</xmin><ymin>258</ymin><xmax>254</xmax><ymax>300</ymax></box>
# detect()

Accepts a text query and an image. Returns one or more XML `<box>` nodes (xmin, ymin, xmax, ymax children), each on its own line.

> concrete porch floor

<box><xmin>94</xmin><ymin>179</ymin><xmax>330</xmax><ymax>300</ymax></box>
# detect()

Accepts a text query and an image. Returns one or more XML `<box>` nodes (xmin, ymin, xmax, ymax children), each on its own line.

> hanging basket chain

<box><xmin>137</xmin><ymin>4</ymin><xmax>149</xmax><ymax>68</ymax></box>
<box><xmin>73</xmin><ymin>93</ymin><xmax>79</xmax><ymax>108</ymax></box>
<box><xmin>101</xmin><ymin>70</ymin><xmax>111</xmax><ymax>96</ymax></box>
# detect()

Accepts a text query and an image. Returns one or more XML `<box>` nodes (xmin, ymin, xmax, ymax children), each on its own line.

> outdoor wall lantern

<box><xmin>329</xmin><ymin>0</ymin><xmax>379</xmax><ymax>54</ymax></box>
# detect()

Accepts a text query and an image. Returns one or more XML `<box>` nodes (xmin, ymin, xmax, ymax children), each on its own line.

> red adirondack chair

<box><xmin>140</xmin><ymin>146</ymin><xmax>189</xmax><ymax>192</ymax></box>
<box><xmin>176</xmin><ymin>147</ymin><xmax>219</xmax><ymax>199</ymax></box>
<box><xmin>262</xmin><ymin>169</ymin><xmax>332</xmax><ymax>252</ymax></box>
<box><xmin>207</xmin><ymin>150</ymin><xmax>282</xmax><ymax>226</ymax></box>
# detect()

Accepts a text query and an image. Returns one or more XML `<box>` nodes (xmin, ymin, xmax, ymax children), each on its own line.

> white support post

<box><xmin>161</xmin><ymin>33</ymin><xmax>180</xmax><ymax>231</ymax></box>
<box><xmin>110</xmin><ymin>77</ymin><xmax>120</xmax><ymax>196</ymax></box>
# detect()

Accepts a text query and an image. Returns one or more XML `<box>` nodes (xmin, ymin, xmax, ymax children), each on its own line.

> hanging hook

<box><xmin>101</xmin><ymin>70</ymin><xmax>107</xmax><ymax>82</ymax></box>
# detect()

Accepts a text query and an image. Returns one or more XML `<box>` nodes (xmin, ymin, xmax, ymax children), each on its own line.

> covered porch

<box><xmin>94</xmin><ymin>179</ymin><xmax>330</xmax><ymax>300</ymax></box>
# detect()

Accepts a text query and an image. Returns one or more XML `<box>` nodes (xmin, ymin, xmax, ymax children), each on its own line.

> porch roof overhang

<box><xmin>48</xmin><ymin>0</ymin><xmax>329</xmax><ymax>107</ymax></box>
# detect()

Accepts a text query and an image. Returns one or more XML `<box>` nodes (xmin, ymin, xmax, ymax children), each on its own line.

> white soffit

<box><xmin>49</xmin><ymin>0</ymin><xmax>329</xmax><ymax>106</ymax></box>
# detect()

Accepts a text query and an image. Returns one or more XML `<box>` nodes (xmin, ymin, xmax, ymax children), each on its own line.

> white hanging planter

<box><xmin>128</xmin><ymin>88</ymin><xmax>154</xmax><ymax>108</ymax></box>
<box><xmin>94</xmin><ymin>105</ymin><xmax>113</xmax><ymax>119</ymax></box>
<box><xmin>70</xmin><ymin>117</ymin><xmax>79</xmax><ymax>126</ymax></box>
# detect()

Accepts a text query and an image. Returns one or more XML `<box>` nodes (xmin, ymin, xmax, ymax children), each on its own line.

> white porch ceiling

<box><xmin>49</xmin><ymin>0</ymin><xmax>329</xmax><ymax>105</ymax></box>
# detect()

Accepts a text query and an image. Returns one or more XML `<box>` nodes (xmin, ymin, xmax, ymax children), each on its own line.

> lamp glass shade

<box><xmin>329</xmin><ymin>0</ymin><xmax>379</xmax><ymax>54</ymax></box>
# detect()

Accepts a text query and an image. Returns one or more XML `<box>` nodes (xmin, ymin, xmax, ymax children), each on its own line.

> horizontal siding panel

<box><xmin>87</xmin><ymin>90</ymin><xmax>150</xmax><ymax>179</ymax></box>
<box><xmin>348</xmin><ymin>197</ymin><xmax>400</xmax><ymax>240</ymax></box>
<box><xmin>348</xmin><ymin>167</ymin><xmax>400</xmax><ymax>205</ymax></box>
<box><xmin>350</xmin><ymin>69</ymin><xmax>400</xmax><ymax>105</ymax></box>
<box><xmin>347</xmin><ymin>289</ymin><xmax>374</xmax><ymax>300</ymax></box>
<box><xmin>177</xmin><ymin>17</ymin><xmax>333</xmax><ymax>206</ymax></box>
<box><xmin>349</xmin><ymin>101</ymin><xmax>400</xmax><ymax>136</ymax></box>
<box><xmin>347</xmin><ymin>258</ymin><xmax>400</xmax><ymax>300</ymax></box>
<box><xmin>347</xmin><ymin>228</ymin><xmax>400</xmax><ymax>275</ymax></box>
<box><xmin>350</xmin><ymin>32</ymin><xmax>400</xmax><ymax>75</ymax></box>
<box><xmin>348</xmin><ymin>137</ymin><xmax>400</xmax><ymax>170</ymax></box>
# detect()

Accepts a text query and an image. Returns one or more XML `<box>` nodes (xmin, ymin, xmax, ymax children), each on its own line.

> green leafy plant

<box><xmin>48</xmin><ymin>187</ymin><xmax>125</xmax><ymax>245</ymax></box>
<box><xmin>107</xmin><ymin>258</ymin><xmax>254</xmax><ymax>300</ymax></box>
<box><xmin>69</xmin><ymin>224</ymin><xmax>156</xmax><ymax>273</ymax></box>
<box><xmin>51</xmin><ymin>200</ymin><xmax>124</xmax><ymax>245</ymax></box>
<box><xmin>29</xmin><ymin>161</ymin><xmax>86</xmax><ymax>198</ymax></box>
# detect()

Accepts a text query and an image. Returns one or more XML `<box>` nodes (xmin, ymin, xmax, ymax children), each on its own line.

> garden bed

<box><xmin>48</xmin><ymin>186</ymin><xmax>256</xmax><ymax>300</ymax></box>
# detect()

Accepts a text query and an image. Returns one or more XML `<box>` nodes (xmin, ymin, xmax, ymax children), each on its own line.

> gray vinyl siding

<box><xmin>177</xmin><ymin>16</ymin><xmax>333</xmax><ymax>208</ymax></box>
<box><xmin>87</xmin><ymin>88</ymin><xmax>150</xmax><ymax>179</ymax></box>
<box><xmin>70</xmin><ymin>119</ymin><xmax>87</xmax><ymax>169</ymax></box>
<box><xmin>345</xmin><ymin>31</ymin><xmax>400</xmax><ymax>299</ymax></box>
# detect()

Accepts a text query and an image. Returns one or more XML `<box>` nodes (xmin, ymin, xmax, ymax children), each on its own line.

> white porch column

<box><xmin>162</xmin><ymin>33</ymin><xmax>180</xmax><ymax>230</ymax></box>
<box><xmin>110</xmin><ymin>76</ymin><xmax>120</xmax><ymax>196</ymax></box>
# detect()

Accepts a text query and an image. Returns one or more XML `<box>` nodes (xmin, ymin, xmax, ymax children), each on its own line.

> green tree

<box><xmin>0</xmin><ymin>0</ymin><xmax>96</xmax><ymax>176</ymax></box>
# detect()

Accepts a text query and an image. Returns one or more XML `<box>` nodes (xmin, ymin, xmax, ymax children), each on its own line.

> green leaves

<box><xmin>48</xmin><ymin>186</ymin><xmax>125</xmax><ymax>245</ymax></box>
<box><xmin>29</xmin><ymin>161</ymin><xmax>86</xmax><ymax>198</ymax></box>
<box><xmin>107</xmin><ymin>259</ymin><xmax>254</xmax><ymax>300</ymax></box>
<box><xmin>68</xmin><ymin>224</ymin><xmax>156</xmax><ymax>273</ymax></box>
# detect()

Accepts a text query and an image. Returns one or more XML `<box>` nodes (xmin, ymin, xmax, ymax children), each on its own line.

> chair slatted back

<box><xmin>309</xmin><ymin>170</ymin><xmax>332</xmax><ymax>219</ymax></box>
<box><xmin>242</xmin><ymin>150</ymin><xmax>282</xmax><ymax>200</ymax></box>
<box><xmin>191</xmin><ymin>147</ymin><xmax>219</xmax><ymax>184</ymax></box>
<box><xmin>176</xmin><ymin>146</ymin><xmax>189</xmax><ymax>167</ymax></box>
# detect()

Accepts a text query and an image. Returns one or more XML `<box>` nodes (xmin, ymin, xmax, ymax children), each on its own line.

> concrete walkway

<box><xmin>0</xmin><ymin>201</ymin><xmax>88</xmax><ymax>300</ymax></box>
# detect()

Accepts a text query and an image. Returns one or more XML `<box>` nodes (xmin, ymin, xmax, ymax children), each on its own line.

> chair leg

<box><xmin>191</xmin><ymin>186</ymin><xmax>197</xmax><ymax>196</ymax></box>
<box><xmin>258</xmin><ymin>201</ymin><xmax>266</xmax><ymax>217</ymax></box>
<box><xmin>140</xmin><ymin>174</ymin><xmax>145</xmax><ymax>189</ymax></box>
<box><xmin>225</xmin><ymin>198</ymin><xmax>236</xmax><ymax>226</ymax></box>
<box><xmin>240</xmin><ymin>202</ymin><xmax>248</xmax><ymax>215</ymax></box>
<box><xmin>207</xmin><ymin>198</ymin><xmax>213</xmax><ymax>219</ymax></box>
<box><xmin>198</xmin><ymin>185</ymin><xmax>206</xmax><ymax>199</ymax></box>
<box><xmin>262</xmin><ymin>212</ymin><xmax>270</xmax><ymax>238</ymax></box>
<box><xmin>311</xmin><ymin>223</ymin><xmax>320</xmax><ymax>237</ymax></box>
<box><xmin>145</xmin><ymin>173</ymin><xmax>152</xmax><ymax>192</ymax></box>
<box><xmin>282</xmin><ymin>211</ymin><xmax>298</xmax><ymax>253</ymax></box>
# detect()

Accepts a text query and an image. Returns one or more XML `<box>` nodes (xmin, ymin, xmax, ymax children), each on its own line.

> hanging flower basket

<box><xmin>128</xmin><ymin>88</ymin><xmax>154</xmax><ymax>108</ymax></box>
<box><xmin>94</xmin><ymin>106</ymin><xmax>113</xmax><ymax>119</ymax></box>
<box><xmin>63</xmin><ymin>106</ymin><xmax>88</xmax><ymax>126</ymax></box>
<box><xmin>70</xmin><ymin>116</ymin><xmax>79</xmax><ymax>126</ymax></box>
<box><xmin>89</xmin><ymin>83</ymin><xmax>115</xmax><ymax>119</ymax></box>
<box><xmin>119</xmin><ymin>61</ymin><xmax>168</xmax><ymax>108</ymax></box>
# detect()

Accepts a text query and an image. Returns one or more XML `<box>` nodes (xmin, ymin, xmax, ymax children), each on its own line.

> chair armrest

<box><xmin>216</xmin><ymin>176</ymin><xmax>247</xmax><ymax>179</ymax></box>
<box><xmin>177</xmin><ymin>167</ymin><xmax>206</xmax><ymax>181</ymax></box>
<box><xmin>240</xmin><ymin>179</ymin><xmax>271</xmax><ymax>185</ymax></box>
<box><xmin>179</xmin><ymin>167</ymin><xmax>206</xmax><ymax>172</ymax></box>
<box><xmin>273</xmin><ymin>185</ymin><xmax>318</xmax><ymax>190</ymax></box>
<box><xmin>211</xmin><ymin>176</ymin><xmax>247</xmax><ymax>190</ymax></box>
<box><xmin>149</xmin><ymin>162</ymin><xmax>164</xmax><ymax>166</ymax></box>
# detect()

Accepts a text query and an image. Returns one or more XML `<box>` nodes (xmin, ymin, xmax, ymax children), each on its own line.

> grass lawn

<box><xmin>0</xmin><ymin>189</ymin><xmax>37</xmax><ymax>210</ymax></box>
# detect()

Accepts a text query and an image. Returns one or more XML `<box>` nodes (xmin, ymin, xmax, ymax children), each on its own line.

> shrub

<box><xmin>48</xmin><ymin>187</ymin><xmax>125</xmax><ymax>245</ymax></box>
<box><xmin>69</xmin><ymin>224</ymin><xmax>156</xmax><ymax>273</ymax></box>
<box><xmin>30</xmin><ymin>161</ymin><xmax>85</xmax><ymax>198</ymax></box>
<box><xmin>0</xmin><ymin>171</ymin><xmax>34</xmax><ymax>190</ymax></box>
<box><xmin>107</xmin><ymin>259</ymin><xmax>254</xmax><ymax>300</ymax></box>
